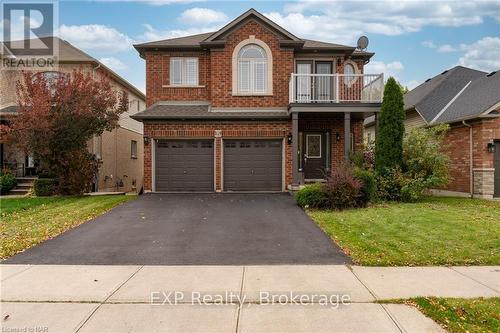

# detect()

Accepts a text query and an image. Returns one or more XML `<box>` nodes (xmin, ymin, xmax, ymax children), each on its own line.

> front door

<box><xmin>303</xmin><ymin>132</ymin><xmax>327</xmax><ymax>179</ymax></box>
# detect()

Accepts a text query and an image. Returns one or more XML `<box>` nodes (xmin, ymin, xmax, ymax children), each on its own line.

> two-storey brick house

<box><xmin>133</xmin><ymin>9</ymin><xmax>383</xmax><ymax>192</ymax></box>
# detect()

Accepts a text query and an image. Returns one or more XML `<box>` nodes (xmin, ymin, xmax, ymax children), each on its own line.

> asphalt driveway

<box><xmin>5</xmin><ymin>193</ymin><xmax>350</xmax><ymax>265</ymax></box>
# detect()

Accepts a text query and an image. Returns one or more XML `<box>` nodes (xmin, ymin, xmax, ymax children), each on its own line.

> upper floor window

<box><xmin>32</xmin><ymin>71</ymin><xmax>68</xmax><ymax>95</ymax></box>
<box><xmin>170</xmin><ymin>58</ymin><xmax>198</xmax><ymax>86</ymax></box>
<box><xmin>343</xmin><ymin>62</ymin><xmax>357</xmax><ymax>85</ymax></box>
<box><xmin>232</xmin><ymin>37</ymin><xmax>273</xmax><ymax>95</ymax></box>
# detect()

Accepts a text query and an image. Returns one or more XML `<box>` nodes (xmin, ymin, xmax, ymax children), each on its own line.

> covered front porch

<box><xmin>290</xmin><ymin>106</ymin><xmax>379</xmax><ymax>187</ymax></box>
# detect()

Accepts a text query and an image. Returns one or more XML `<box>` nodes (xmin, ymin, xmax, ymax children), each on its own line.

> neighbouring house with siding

<box><xmin>364</xmin><ymin>66</ymin><xmax>500</xmax><ymax>199</ymax></box>
<box><xmin>0</xmin><ymin>37</ymin><xmax>146</xmax><ymax>194</ymax></box>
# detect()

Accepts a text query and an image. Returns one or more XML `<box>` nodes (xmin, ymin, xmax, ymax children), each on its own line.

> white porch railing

<box><xmin>289</xmin><ymin>73</ymin><xmax>384</xmax><ymax>104</ymax></box>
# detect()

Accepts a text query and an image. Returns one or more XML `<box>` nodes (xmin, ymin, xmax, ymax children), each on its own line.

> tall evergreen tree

<box><xmin>375</xmin><ymin>77</ymin><xmax>405</xmax><ymax>173</ymax></box>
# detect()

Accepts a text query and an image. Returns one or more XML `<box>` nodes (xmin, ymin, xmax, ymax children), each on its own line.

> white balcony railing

<box><xmin>289</xmin><ymin>73</ymin><xmax>384</xmax><ymax>104</ymax></box>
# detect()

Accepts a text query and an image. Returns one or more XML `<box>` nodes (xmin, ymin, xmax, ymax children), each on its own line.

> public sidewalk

<box><xmin>1</xmin><ymin>264</ymin><xmax>498</xmax><ymax>332</ymax></box>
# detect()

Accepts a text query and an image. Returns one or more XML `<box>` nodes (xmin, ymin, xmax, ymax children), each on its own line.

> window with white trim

<box><xmin>131</xmin><ymin>140</ymin><xmax>137</xmax><ymax>159</ymax></box>
<box><xmin>169</xmin><ymin>58</ymin><xmax>198</xmax><ymax>86</ymax></box>
<box><xmin>344</xmin><ymin>63</ymin><xmax>356</xmax><ymax>84</ymax></box>
<box><xmin>237</xmin><ymin>44</ymin><xmax>267</xmax><ymax>94</ymax></box>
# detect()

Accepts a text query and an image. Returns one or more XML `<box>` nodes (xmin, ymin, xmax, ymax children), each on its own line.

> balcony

<box><xmin>289</xmin><ymin>73</ymin><xmax>384</xmax><ymax>104</ymax></box>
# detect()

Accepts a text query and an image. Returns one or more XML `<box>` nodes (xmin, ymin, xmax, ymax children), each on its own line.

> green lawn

<box><xmin>0</xmin><ymin>195</ymin><xmax>134</xmax><ymax>259</ymax></box>
<box><xmin>308</xmin><ymin>197</ymin><xmax>500</xmax><ymax>266</ymax></box>
<box><xmin>407</xmin><ymin>297</ymin><xmax>500</xmax><ymax>333</ymax></box>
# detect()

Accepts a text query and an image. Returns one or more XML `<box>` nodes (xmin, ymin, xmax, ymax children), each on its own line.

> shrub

<box><xmin>375</xmin><ymin>77</ymin><xmax>405</xmax><ymax>173</ymax></box>
<box><xmin>351</xmin><ymin>145</ymin><xmax>375</xmax><ymax>171</ymax></box>
<box><xmin>376</xmin><ymin>167</ymin><xmax>405</xmax><ymax>201</ymax></box>
<box><xmin>323</xmin><ymin>166</ymin><xmax>363</xmax><ymax>210</ymax></box>
<box><xmin>0</xmin><ymin>171</ymin><xmax>17</xmax><ymax>194</ymax></box>
<box><xmin>353</xmin><ymin>168</ymin><xmax>377</xmax><ymax>204</ymax></box>
<box><xmin>34</xmin><ymin>178</ymin><xmax>57</xmax><ymax>196</ymax></box>
<box><xmin>295</xmin><ymin>183</ymin><xmax>329</xmax><ymax>208</ymax></box>
<box><xmin>401</xmin><ymin>124</ymin><xmax>450</xmax><ymax>200</ymax></box>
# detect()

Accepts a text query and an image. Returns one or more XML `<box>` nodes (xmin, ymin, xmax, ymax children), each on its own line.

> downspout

<box><xmin>462</xmin><ymin>120</ymin><xmax>473</xmax><ymax>198</ymax></box>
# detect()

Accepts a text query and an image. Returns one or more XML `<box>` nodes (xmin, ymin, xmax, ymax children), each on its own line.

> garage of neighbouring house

<box><xmin>495</xmin><ymin>140</ymin><xmax>500</xmax><ymax>198</ymax></box>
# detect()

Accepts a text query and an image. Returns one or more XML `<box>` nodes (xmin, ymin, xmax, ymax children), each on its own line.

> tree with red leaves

<box><xmin>11</xmin><ymin>70</ymin><xmax>128</xmax><ymax>195</ymax></box>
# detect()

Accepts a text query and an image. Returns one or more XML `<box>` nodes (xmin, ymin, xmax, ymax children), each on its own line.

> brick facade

<box><xmin>143</xmin><ymin>118</ymin><xmax>364</xmax><ymax>191</ymax></box>
<box><xmin>442</xmin><ymin>117</ymin><xmax>500</xmax><ymax>198</ymax></box>
<box><xmin>141</xmin><ymin>15</ymin><xmax>370</xmax><ymax>192</ymax></box>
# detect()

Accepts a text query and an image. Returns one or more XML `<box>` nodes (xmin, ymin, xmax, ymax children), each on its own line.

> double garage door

<box><xmin>155</xmin><ymin>139</ymin><xmax>282</xmax><ymax>192</ymax></box>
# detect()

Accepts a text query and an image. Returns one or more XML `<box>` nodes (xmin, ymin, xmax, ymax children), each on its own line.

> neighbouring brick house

<box><xmin>365</xmin><ymin>66</ymin><xmax>500</xmax><ymax>199</ymax></box>
<box><xmin>0</xmin><ymin>37</ymin><xmax>146</xmax><ymax>193</ymax></box>
<box><xmin>133</xmin><ymin>9</ymin><xmax>383</xmax><ymax>192</ymax></box>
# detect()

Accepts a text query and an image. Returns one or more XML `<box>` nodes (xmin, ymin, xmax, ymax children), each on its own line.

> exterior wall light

<box><xmin>487</xmin><ymin>142</ymin><xmax>495</xmax><ymax>153</ymax></box>
<box><xmin>144</xmin><ymin>136</ymin><xmax>150</xmax><ymax>146</ymax></box>
<box><xmin>335</xmin><ymin>132</ymin><xmax>341</xmax><ymax>142</ymax></box>
<box><xmin>287</xmin><ymin>133</ymin><xmax>293</xmax><ymax>145</ymax></box>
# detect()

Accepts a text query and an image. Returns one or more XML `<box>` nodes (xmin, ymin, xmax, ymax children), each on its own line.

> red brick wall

<box><xmin>299</xmin><ymin>117</ymin><xmax>364</xmax><ymax>172</ymax></box>
<box><xmin>143</xmin><ymin>118</ymin><xmax>363</xmax><ymax>191</ymax></box>
<box><xmin>472</xmin><ymin>118</ymin><xmax>500</xmax><ymax>168</ymax></box>
<box><xmin>210</xmin><ymin>20</ymin><xmax>294</xmax><ymax>107</ymax></box>
<box><xmin>145</xmin><ymin>51</ymin><xmax>211</xmax><ymax>106</ymax></box>
<box><xmin>143</xmin><ymin>121</ymin><xmax>291</xmax><ymax>191</ymax></box>
<box><xmin>442</xmin><ymin>117</ymin><xmax>500</xmax><ymax>193</ymax></box>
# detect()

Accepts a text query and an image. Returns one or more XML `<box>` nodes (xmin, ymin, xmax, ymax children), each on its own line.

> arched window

<box><xmin>32</xmin><ymin>71</ymin><xmax>68</xmax><ymax>95</ymax></box>
<box><xmin>237</xmin><ymin>44</ymin><xmax>267</xmax><ymax>94</ymax></box>
<box><xmin>344</xmin><ymin>63</ymin><xmax>357</xmax><ymax>85</ymax></box>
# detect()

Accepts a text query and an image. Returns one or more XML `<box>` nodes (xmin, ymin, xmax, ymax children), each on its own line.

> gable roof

<box><xmin>134</xmin><ymin>9</ymin><xmax>373</xmax><ymax>59</ymax></box>
<box><xmin>433</xmin><ymin>70</ymin><xmax>500</xmax><ymax>123</ymax></box>
<box><xmin>2</xmin><ymin>37</ymin><xmax>145</xmax><ymax>100</ymax></box>
<box><xmin>404</xmin><ymin>66</ymin><xmax>487</xmax><ymax>123</ymax></box>
<box><xmin>202</xmin><ymin>8</ymin><xmax>302</xmax><ymax>44</ymax></box>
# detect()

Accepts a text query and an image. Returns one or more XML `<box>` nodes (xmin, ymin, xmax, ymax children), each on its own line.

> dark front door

<box><xmin>155</xmin><ymin>139</ymin><xmax>214</xmax><ymax>192</ymax></box>
<box><xmin>224</xmin><ymin>139</ymin><xmax>282</xmax><ymax>191</ymax></box>
<box><xmin>303</xmin><ymin>133</ymin><xmax>327</xmax><ymax>179</ymax></box>
<box><xmin>494</xmin><ymin>141</ymin><xmax>500</xmax><ymax>198</ymax></box>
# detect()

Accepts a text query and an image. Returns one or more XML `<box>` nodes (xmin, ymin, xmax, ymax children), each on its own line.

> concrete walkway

<box><xmin>1</xmin><ymin>265</ymin><xmax>498</xmax><ymax>332</ymax></box>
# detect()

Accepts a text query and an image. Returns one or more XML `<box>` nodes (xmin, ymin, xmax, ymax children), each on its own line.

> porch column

<box><xmin>292</xmin><ymin>112</ymin><xmax>299</xmax><ymax>186</ymax></box>
<box><xmin>344</xmin><ymin>112</ymin><xmax>351</xmax><ymax>161</ymax></box>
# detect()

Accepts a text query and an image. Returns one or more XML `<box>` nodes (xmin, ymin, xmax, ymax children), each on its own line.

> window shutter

<box><xmin>254</xmin><ymin>61</ymin><xmax>266</xmax><ymax>92</ymax></box>
<box><xmin>238</xmin><ymin>61</ymin><xmax>250</xmax><ymax>92</ymax></box>
<box><xmin>170</xmin><ymin>59</ymin><xmax>182</xmax><ymax>85</ymax></box>
<box><xmin>186</xmin><ymin>58</ymin><xmax>198</xmax><ymax>85</ymax></box>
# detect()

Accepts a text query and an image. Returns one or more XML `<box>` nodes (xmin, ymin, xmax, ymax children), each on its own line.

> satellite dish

<box><xmin>357</xmin><ymin>36</ymin><xmax>369</xmax><ymax>50</ymax></box>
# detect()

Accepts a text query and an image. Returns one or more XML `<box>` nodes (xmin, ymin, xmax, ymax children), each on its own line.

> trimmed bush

<box><xmin>34</xmin><ymin>178</ymin><xmax>57</xmax><ymax>196</ymax></box>
<box><xmin>0</xmin><ymin>172</ymin><xmax>17</xmax><ymax>194</ymax></box>
<box><xmin>323</xmin><ymin>166</ymin><xmax>363</xmax><ymax>210</ymax></box>
<box><xmin>353</xmin><ymin>168</ymin><xmax>377</xmax><ymax>205</ymax></box>
<box><xmin>295</xmin><ymin>183</ymin><xmax>328</xmax><ymax>208</ymax></box>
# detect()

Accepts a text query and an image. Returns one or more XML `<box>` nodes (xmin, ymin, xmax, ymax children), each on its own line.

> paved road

<box><xmin>5</xmin><ymin>193</ymin><xmax>351</xmax><ymax>265</ymax></box>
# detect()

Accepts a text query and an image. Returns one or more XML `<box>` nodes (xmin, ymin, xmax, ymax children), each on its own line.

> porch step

<box><xmin>9</xmin><ymin>188</ymin><xmax>29</xmax><ymax>195</ymax></box>
<box><xmin>9</xmin><ymin>177</ymin><xmax>37</xmax><ymax>195</ymax></box>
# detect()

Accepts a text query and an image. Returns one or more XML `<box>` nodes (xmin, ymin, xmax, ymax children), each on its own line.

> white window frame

<box><xmin>131</xmin><ymin>140</ymin><xmax>138</xmax><ymax>159</ymax></box>
<box><xmin>343</xmin><ymin>60</ymin><xmax>359</xmax><ymax>86</ymax></box>
<box><xmin>169</xmin><ymin>57</ymin><xmax>199</xmax><ymax>86</ymax></box>
<box><xmin>306</xmin><ymin>134</ymin><xmax>322</xmax><ymax>158</ymax></box>
<box><xmin>232</xmin><ymin>37</ymin><xmax>273</xmax><ymax>96</ymax></box>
